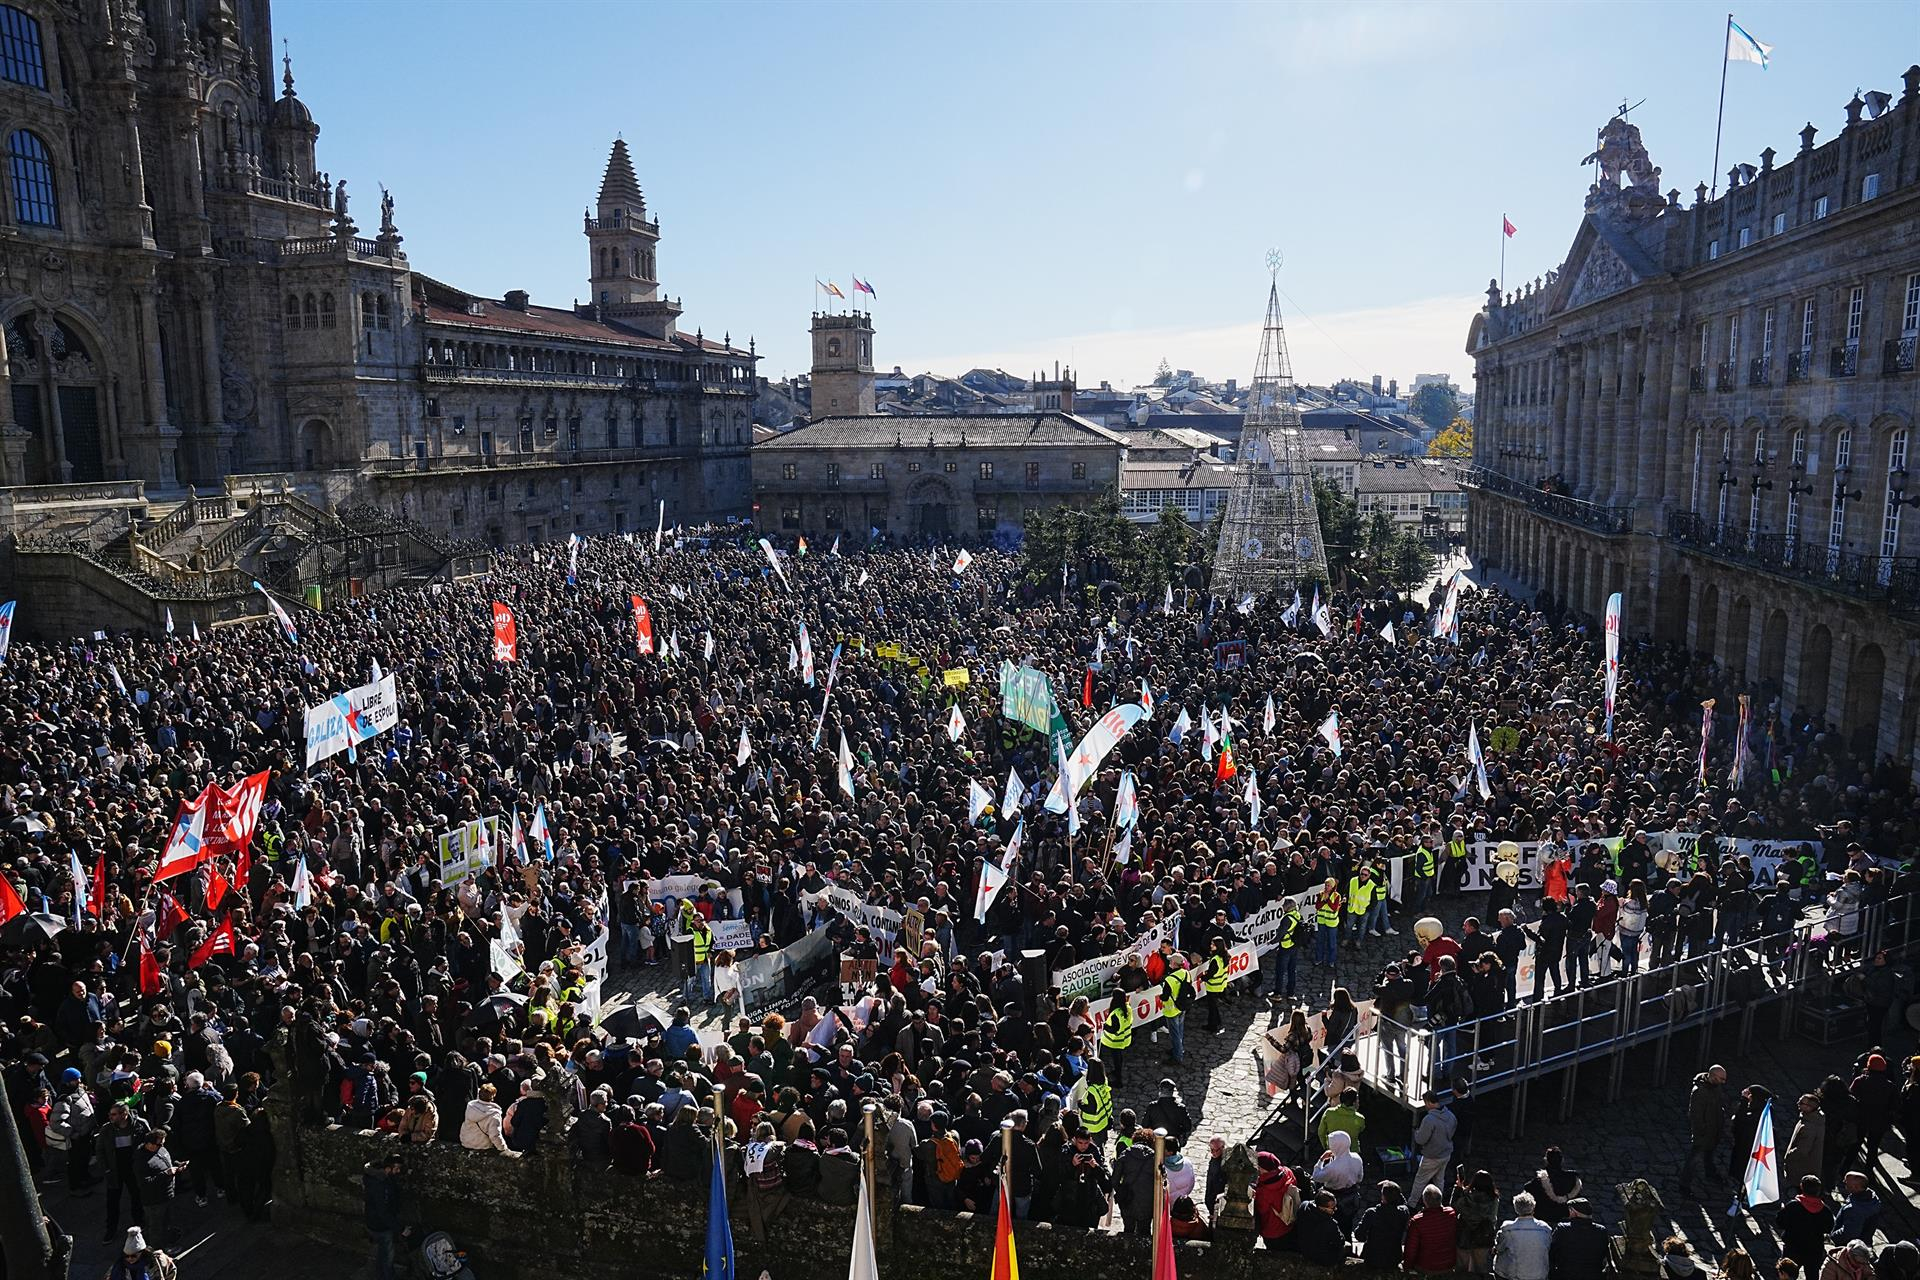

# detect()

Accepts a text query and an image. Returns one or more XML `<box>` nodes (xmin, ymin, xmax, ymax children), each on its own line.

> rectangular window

<box><xmin>944</xmin><ymin>461</ymin><xmax>957</xmax><ymax>473</ymax></box>
<box><xmin>1862</xmin><ymin>173</ymin><xmax>1881</xmax><ymax>200</ymax></box>
<box><xmin>782</xmin><ymin>463</ymin><xmax>795</xmax><ymax>480</ymax></box>
<box><xmin>1072</xmin><ymin>461</ymin><xmax>1086</xmax><ymax>480</ymax></box>
<box><xmin>1904</xmin><ymin>272</ymin><xmax>1920</xmax><ymax>336</ymax></box>
<box><xmin>907</xmin><ymin>461</ymin><xmax>921</xmax><ymax>473</ymax></box>
<box><xmin>0</xmin><ymin>7</ymin><xmax>47</xmax><ymax>89</ymax></box>
<box><xmin>869</xmin><ymin>462</ymin><xmax>885</xmax><ymax>479</ymax></box>
<box><xmin>1737</xmin><ymin>227</ymin><xmax>1752</xmax><ymax>248</ymax></box>
<box><xmin>1814</xmin><ymin>195</ymin><xmax>1831</xmax><ymax>219</ymax></box>
<box><xmin>1761</xmin><ymin>308</ymin><xmax>1774</xmax><ymax>360</ymax></box>
<box><xmin>1708</xmin><ymin>239</ymin><xmax>1721</xmax><ymax>261</ymax></box>
<box><xmin>1772</xmin><ymin>212</ymin><xmax>1787</xmax><ymax>235</ymax></box>
<box><xmin>1800</xmin><ymin>299</ymin><xmax>1816</xmax><ymax>352</ymax></box>
<box><xmin>480</xmin><ymin>430</ymin><xmax>494</xmax><ymax>457</ymax></box>
<box><xmin>979</xmin><ymin>461</ymin><xmax>993</xmax><ymax>479</ymax></box>
<box><xmin>1727</xmin><ymin>314</ymin><xmax>1740</xmax><ymax>365</ymax></box>
<box><xmin>1697</xmin><ymin>322</ymin><xmax>1710</xmax><ymax>366</ymax></box>
<box><xmin>426</xmin><ymin>397</ymin><xmax>441</xmax><ymax>417</ymax></box>
<box><xmin>1847</xmin><ymin>286</ymin><xmax>1865</xmax><ymax>345</ymax></box>
<box><xmin>1025</xmin><ymin>461</ymin><xmax>1041</xmax><ymax>485</ymax></box>
<box><xmin>825</xmin><ymin>462</ymin><xmax>839</xmax><ymax>484</ymax></box>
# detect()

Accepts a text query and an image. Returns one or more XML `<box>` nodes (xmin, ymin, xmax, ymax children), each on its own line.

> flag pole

<box><xmin>1499</xmin><ymin>216</ymin><xmax>1506</xmax><ymax>297</ymax></box>
<box><xmin>1710</xmin><ymin>12</ymin><xmax>1731</xmax><ymax>200</ymax></box>
<box><xmin>1149</xmin><ymin>1126</ymin><xmax>1169</xmax><ymax>1263</ymax></box>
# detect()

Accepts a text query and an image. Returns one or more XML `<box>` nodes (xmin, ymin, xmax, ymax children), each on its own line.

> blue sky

<box><xmin>278</xmin><ymin>0</ymin><xmax>1915</xmax><ymax>390</ymax></box>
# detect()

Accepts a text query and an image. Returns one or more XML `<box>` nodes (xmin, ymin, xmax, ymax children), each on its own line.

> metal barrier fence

<box><xmin>1358</xmin><ymin>892</ymin><xmax>1917</xmax><ymax>1133</ymax></box>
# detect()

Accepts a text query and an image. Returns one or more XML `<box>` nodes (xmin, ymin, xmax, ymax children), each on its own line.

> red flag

<box><xmin>1353</xmin><ymin>604</ymin><xmax>1365</xmax><ymax>637</ymax></box>
<box><xmin>156</xmin><ymin>893</ymin><xmax>188</xmax><ymax>941</ymax></box>
<box><xmin>1503</xmin><ymin>215</ymin><xmax>1517</xmax><ymax>238</ymax></box>
<box><xmin>991</xmin><ymin>1181</ymin><xmax>1020</xmax><ymax>1280</ymax></box>
<box><xmin>205</xmin><ymin>771</ymin><xmax>269</xmax><ymax>860</ymax></box>
<box><xmin>154</xmin><ymin>795</ymin><xmax>208</xmax><ymax>883</ymax></box>
<box><xmin>630</xmin><ymin>596</ymin><xmax>655</xmax><ymax>655</ymax></box>
<box><xmin>137</xmin><ymin>935</ymin><xmax>163</xmax><ymax>996</ymax></box>
<box><xmin>0</xmin><ymin>873</ymin><xmax>24</xmax><ymax>925</ymax></box>
<box><xmin>91</xmin><ymin>854</ymin><xmax>106</xmax><ymax>920</ymax></box>
<box><xmin>491</xmin><ymin>601</ymin><xmax>518</xmax><ymax>662</ymax></box>
<box><xmin>1082</xmin><ymin>667</ymin><xmax>1093</xmax><ymax>708</ymax></box>
<box><xmin>188</xmin><ymin>916</ymin><xmax>235</xmax><ymax>969</ymax></box>
<box><xmin>1153</xmin><ymin>1187</ymin><xmax>1179</xmax><ymax>1280</ymax></box>
<box><xmin>205</xmin><ymin>864</ymin><xmax>229</xmax><ymax>911</ymax></box>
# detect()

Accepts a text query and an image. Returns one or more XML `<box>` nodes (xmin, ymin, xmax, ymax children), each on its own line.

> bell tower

<box><xmin>584</xmin><ymin>138</ymin><xmax>680</xmax><ymax>338</ymax></box>
<box><xmin>810</xmin><ymin>311</ymin><xmax>876</xmax><ymax>417</ymax></box>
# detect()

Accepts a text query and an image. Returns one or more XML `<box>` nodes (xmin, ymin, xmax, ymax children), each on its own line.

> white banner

<box><xmin>1052</xmin><ymin>911</ymin><xmax>1182</xmax><ymax>1001</ymax></box>
<box><xmin>646</xmin><ymin>874</ymin><xmax>717</xmax><ymax>904</ymax></box>
<box><xmin>302</xmin><ymin>674</ymin><xmax>400</xmax><ymax>766</ymax></box>
<box><xmin>438</xmin><ymin>816</ymin><xmax>498</xmax><ymax>886</ymax></box>
<box><xmin>819</xmin><ymin>884</ymin><xmax>903</xmax><ymax>945</ymax></box>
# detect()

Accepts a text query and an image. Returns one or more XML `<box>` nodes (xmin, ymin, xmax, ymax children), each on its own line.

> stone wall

<box><xmin>273</xmin><ymin>1119</ymin><xmax>1332</xmax><ymax>1280</ymax></box>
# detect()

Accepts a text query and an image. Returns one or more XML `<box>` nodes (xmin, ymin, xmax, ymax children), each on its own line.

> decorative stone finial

<box><xmin>281</xmin><ymin>39</ymin><xmax>295</xmax><ymax>97</ymax></box>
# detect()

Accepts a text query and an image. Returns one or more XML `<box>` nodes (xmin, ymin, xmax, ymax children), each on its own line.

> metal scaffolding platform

<box><xmin>1211</xmin><ymin>254</ymin><xmax>1328</xmax><ymax>599</ymax></box>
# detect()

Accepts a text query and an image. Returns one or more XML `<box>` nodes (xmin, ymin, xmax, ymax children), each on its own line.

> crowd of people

<box><xmin>0</xmin><ymin>529</ymin><xmax>1914</xmax><ymax>1279</ymax></box>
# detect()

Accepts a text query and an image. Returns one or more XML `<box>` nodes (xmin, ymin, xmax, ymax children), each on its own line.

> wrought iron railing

<box><xmin>1786</xmin><ymin>351</ymin><xmax>1811</xmax><ymax>384</ymax></box>
<box><xmin>1668</xmin><ymin>509</ymin><xmax>1920</xmax><ymax>604</ymax></box>
<box><xmin>1462</xmin><ymin>466</ymin><xmax>1633</xmax><ymax>534</ymax></box>
<box><xmin>1884</xmin><ymin>335</ymin><xmax>1917</xmax><ymax>376</ymax></box>
<box><xmin>1715</xmin><ymin>361</ymin><xmax>1735</xmax><ymax>392</ymax></box>
<box><xmin>1688</xmin><ymin>366</ymin><xmax>1708</xmax><ymax>393</ymax></box>
<box><xmin>1747</xmin><ymin>356</ymin><xmax>1770</xmax><ymax>387</ymax></box>
<box><xmin>1830</xmin><ymin>344</ymin><xmax>1860</xmax><ymax>378</ymax></box>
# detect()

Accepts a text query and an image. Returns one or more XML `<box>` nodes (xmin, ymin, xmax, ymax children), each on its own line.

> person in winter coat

<box><xmin>1547</xmin><ymin>1199</ymin><xmax>1611</xmax><ymax>1280</ymax></box>
<box><xmin>1776</xmin><ymin>1177</ymin><xmax>1836</xmax><ymax>1275</ymax></box>
<box><xmin>1053</xmin><ymin>1130</ymin><xmax>1111</xmax><ymax>1229</ymax></box>
<box><xmin>458</xmin><ymin>1084</ymin><xmax>515</xmax><ymax>1156</ymax></box>
<box><xmin>45</xmin><ymin>1068</ymin><xmax>97</xmax><ymax>1194</ymax></box>
<box><xmin>1411</xmin><ymin>1092</ymin><xmax>1458</xmax><ymax>1199</ymax></box>
<box><xmin>1252</xmin><ymin>1150</ymin><xmax>1298</xmax><ymax>1249</ymax></box>
<box><xmin>1354</xmin><ymin>1181</ymin><xmax>1411</xmax><ymax>1268</ymax></box>
<box><xmin>1827</xmin><ymin>1173</ymin><xmax>1881</xmax><ymax>1245</ymax></box>
<box><xmin>1311</xmin><ymin>1130</ymin><xmax>1366</xmax><ymax>1227</ymax></box>
<box><xmin>1849</xmin><ymin>1055</ymin><xmax>1897</xmax><ymax>1163</ymax></box>
<box><xmin>1820</xmin><ymin>1242</ymin><xmax>1875</xmax><ymax>1280</ymax></box>
<box><xmin>502</xmin><ymin>1079</ymin><xmax>547</xmax><ymax>1153</ymax></box>
<box><xmin>1727</xmin><ymin>1086</ymin><xmax>1773</xmax><ymax>1184</ymax></box>
<box><xmin>1783</xmin><ymin>1094</ymin><xmax>1826</xmax><ymax>1190</ymax></box>
<box><xmin>172</xmin><ymin>1072</ymin><xmax>221</xmax><ymax>1206</ymax></box>
<box><xmin>1523</xmin><ymin>1147</ymin><xmax>1582</xmax><ymax>1226</ymax></box>
<box><xmin>1452</xmin><ymin>1170</ymin><xmax>1501</xmax><ymax>1274</ymax></box>
<box><xmin>1294</xmin><ymin>1189</ymin><xmax>1352</xmax><ymax>1266</ymax></box>
<box><xmin>1494</xmin><ymin>1191</ymin><xmax>1554</xmax><ymax>1280</ymax></box>
<box><xmin>1681</xmin><ymin>1066</ymin><xmax>1728</xmax><ymax>1197</ymax></box>
<box><xmin>1115</xmin><ymin>1133</ymin><xmax>1158</xmax><ymax>1236</ymax></box>
<box><xmin>1404</xmin><ymin>1184</ymin><xmax>1460</xmax><ymax>1275</ymax></box>
<box><xmin>213</xmin><ymin>1088</ymin><xmax>250</xmax><ymax>1198</ymax></box>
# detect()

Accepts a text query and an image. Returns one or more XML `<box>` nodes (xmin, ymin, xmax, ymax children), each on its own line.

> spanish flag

<box><xmin>990</xmin><ymin>1181</ymin><xmax>1019</xmax><ymax>1280</ymax></box>
<box><xmin>818</xmin><ymin>279</ymin><xmax>845</xmax><ymax>299</ymax></box>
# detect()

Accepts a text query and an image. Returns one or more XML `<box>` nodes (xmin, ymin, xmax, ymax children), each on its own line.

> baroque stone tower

<box><xmin>585</xmin><ymin>139</ymin><xmax>680</xmax><ymax>339</ymax></box>
<box><xmin>810</xmin><ymin>311</ymin><xmax>875</xmax><ymax>417</ymax></box>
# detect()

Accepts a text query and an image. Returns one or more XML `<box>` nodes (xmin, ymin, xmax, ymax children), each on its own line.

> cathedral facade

<box><xmin>0</xmin><ymin>0</ymin><xmax>751</xmax><ymax>546</ymax></box>
<box><xmin>1465</xmin><ymin>66</ymin><xmax>1920</xmax><ymax>773</ymax></box>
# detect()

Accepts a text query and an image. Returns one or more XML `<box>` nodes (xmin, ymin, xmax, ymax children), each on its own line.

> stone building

<box><xmin>753</xmin><ymin>413</ymin><xmax>1127</xmax><ymax>541</ymax></box>
<box><xmin>0</xmin><ymin>0</ymin><xmax>751</xmax><ymax>625</ymax></box>
<box><xmin>1465</xmin><ymin>66</ymin><xmax>1920</xmax><ymax>769</ymax></box>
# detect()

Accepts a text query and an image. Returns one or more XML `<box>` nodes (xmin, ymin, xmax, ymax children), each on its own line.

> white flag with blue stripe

<box><xmin>1727</xmin><ymin>18</ymin><xmax>1771</xmax><ymax>69</ymax></box>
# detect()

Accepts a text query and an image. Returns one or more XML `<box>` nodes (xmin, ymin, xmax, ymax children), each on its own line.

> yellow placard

<box><xmin>943</xmin><ymin>668</ymin><xmax>970</xmax><ymax>687</ymax></box>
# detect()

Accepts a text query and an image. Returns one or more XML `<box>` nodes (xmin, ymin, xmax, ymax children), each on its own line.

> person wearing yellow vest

<box><xmin>1313</xmin><ymin>879</ymin><xmax>1343</xmax><ymax>969</ymax></box>
<box><xmin>1411</xmin><ymin>838</ymin><xmax>1438</xmax><ymax>910</ymax></box>
<box><xmin>1442</xmin><ymin>829</ymin><xmax>1470</xmax><ymax>897</ymax></box>
<box><xmin>1270</xmin><ymin>899</ymin><xmax>1304</xmax><ymax>1005</ymax></box>
<box><xmin>1077</xmin><ymin>1058</ymin><xmax>1114</xmax><ymax>1148</ymax></box>
<box><xmin>1202</xmin><ymin>937</ymin><xmax>1232</xmax><ymax>1035</ymax></box>
<box><xmin>1345</xmin><ymin>866</ymin><xmax>1378</xmax><ymax>941</ymax></box>
<box><xmin>685</xmin><ymin>915</ymin><xmax>715</xmax><ymax>1004</ymax></box>
<box><xmin>1098</xmin><ymin>989</ymin><xmax>1133</xmax><ymax>1085</ymax></box>
<box><xmin>1161</xmin><ymin>956</ymin><xmax>1192</xmax><ymax>1066</ymax></box>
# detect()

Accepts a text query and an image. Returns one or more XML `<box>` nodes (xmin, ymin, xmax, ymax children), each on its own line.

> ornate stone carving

<box><xmin>1567</xmin><ymin>240</ymin><xmax>1635</xmax><ymax>310</ymax></box>
<box><xmin>1611</xmin><ymin>1178</ymin><xmax>1665</xmax><ymax>1274</ymax></box>
<box><xmin>1215</xmin><ymin>1142</ymin><xmax>1257</xmax><ymax>1233</ymax></box>
<box><xmin>220</xmin><ymin>349</ymin><xmax>256</xmax><ymax>423</ymax></box>
<box><xmin>1584</xmin><ymin>114</ymin><xmax>1665</xmax><ymax>223</ymax></box>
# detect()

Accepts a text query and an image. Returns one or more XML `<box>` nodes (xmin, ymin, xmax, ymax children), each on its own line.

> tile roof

<box><xmin>416</xmin><ymin>277</ymin><xmax>748</xmax><ymax>357</ymax></box>
<box><xmin>754</xmin><ymin>412</ymin><xmax>1129</xmax><ymax>451</ymax></box>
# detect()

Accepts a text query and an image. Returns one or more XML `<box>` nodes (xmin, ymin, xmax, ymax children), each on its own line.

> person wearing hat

<box><xmin>46</xmin><ymin>1066</ymin><xmax>98</xmax><ymax>1195</ymax></box>
<box><xmin>1547</xmin><ymin>1198</ymin><xmax>1610</xmax><ymax>1280</ymax></box>
<box><xmin>110</xmin><ymin>1226</ymin><xmax>172</xmax><ymax>1280</ymax></box>
<box><xmin>955</xmin><ymin>1137</ymin><xmax>997</xmax><ymax>1214</ymax></box>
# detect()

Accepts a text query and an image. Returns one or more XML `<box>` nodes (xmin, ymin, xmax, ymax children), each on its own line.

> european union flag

<box><xmin>702</xmin><ymin>1150</ymin><xmax>734</xmax><ymax>1280</ymax></box>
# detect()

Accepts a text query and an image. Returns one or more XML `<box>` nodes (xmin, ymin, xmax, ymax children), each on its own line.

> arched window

<box><xmin>302</xmin><ymin>293</ymin><xmax>317</xmax><ymax>329</ymax></box>
<box><xmin>7</xmin><ymin>129</ymin><xmax>58</xmax><ymax>226</ymax></box>
<box><xmin>1881</xmin><ymin>428</ymin><xmax>1909</xmax><ymax>576</ymax></box>
<box><xmin>610</xmin><ymin>249</ymin><xmax>620</xmax><ymax>273</ymax></box>
<box><xmin>1828</xmin><ymin>426</ymin><xmax>1854</xmax><ymax>567</ymax></box>
<box><xmin>375</xmin><ymin>296</ymin><xmax>390</xmax><ymax>330</ymax></box>
<box><xmin>285</xmin><ymin>294</ymin><xmax>302</xmax><ymax>330</ymax></box>
<box><xmin>1785</xmin><ymin>430</ymin><xmax>1806</xmax><ymax>553</ymax></box>
<box><xmin>826</xmin><ymin>337</ymin><xmax>841</xmax><ymax>358</ymax></box>
<box><xmin>319</xmin><ymin>294</ymin><xmax>335</xmax><ymax>328</ymax></box>
<box><xmin>0</xmin><ymin>6</ymin><xmax>48</xmax><ymax>89</ymax></box>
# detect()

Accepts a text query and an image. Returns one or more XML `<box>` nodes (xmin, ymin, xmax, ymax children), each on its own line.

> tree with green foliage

<box><xmin>1312</xmin><ymin>476</ymin><xmax>1362</xmax><ymax>585</ymax></box>
<box><xmin>1410</xmin><ymin>383</ymin><xmax>1461</xmax><ymax>432</ymax></box>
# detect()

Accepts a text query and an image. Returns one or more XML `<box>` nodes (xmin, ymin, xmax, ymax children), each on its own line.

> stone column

<box><xmin>32</xmin><ymin>317</ymin><xmax>69</xmax><ymax>480</ymax></box>
<box><xmin>1610</xmin><ymin>329</ymin><xmax>1642</xmax><ymax>508</ymax></box>
<box><xmin>1549</xmin><ymin>347</ymin><xmax>1574</xmax><ymax>479</ymax></box>
<box><xmin>0</xmin><ymin>318</ymin><xmax>20</xmax><ymax>485</ymax></box>
<box><xmin>1659</xmin><ymin>318</ymin><xmax>1694</xmax><ymax>529</ymax></box>
<box><xmin>135</xmin><ymin>288</ymin><xmax>178</xmax><ymax>483</ymax></box>
<box><xmin>1591</xmin><ymin>335</ymin><xmax>1618</xmax><ymax>503</ymax></box>
<box><xmin>1576</xmin><ymin>342</ymin><xmax>1602</xmax><ymax>496</ymax></box>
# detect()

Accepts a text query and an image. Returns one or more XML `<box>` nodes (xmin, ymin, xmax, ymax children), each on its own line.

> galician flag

<box><xmin>837</xmin><ymin>729</ymin><xmax>856</xmax><ymax>799</ymax></box>
<box><xmin>1114</xmin><ymin>771</ymin><xmax>1139</xmax><ymax>829</ymax></box>
<box><xmin>1263</xmin><ymin>693</ymin><xmax>1276</xmax><ymax>736</ymax></box>
<box><xmin>1727</xmin><ymin>17</ymin><xmax>1771</xmax><ymax>69</ymax></box>
<box><xmin>1002</xmin><ymin>766</ymin><xmax>1024</xmax><ymax>815</ymax></box>
<box><xmin>1139</xmin><ymin>679</ymin><xmax>1154</xmax><ymax>718</ymax></box>
<box><xmin>736</xmin><ymin>725</ymin><xmax>751</xmax><ymax>767</ymax></box>
<box><xmin>967</xmin><ymin>779</ymin><xmax>993</xmax><ymax>823</ymax></box>
<box><xmin>1318</xmin><ymin>711</ymin><xmax>1343</xmax><ymax>758</ymax></box>
<box><xmin>975</xmin><ymin>846</ymin><xmax>1013</xmax><ymax>923</ymax></box>
<box><xmin>1742</xmin><ymin>1101</ymin><xmax>1779</xmax><ymax>1206</ymax></box>
<box><xmin>946</xmin><ymin>704</ymin><xmax>966</xmax><ymax>742</ymax></box>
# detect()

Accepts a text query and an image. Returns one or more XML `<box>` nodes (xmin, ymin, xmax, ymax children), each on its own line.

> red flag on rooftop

<box><xmin>1503</xmin><ymin>216</ymin><xmax>1517</xmax><ymax>237</ymax></box>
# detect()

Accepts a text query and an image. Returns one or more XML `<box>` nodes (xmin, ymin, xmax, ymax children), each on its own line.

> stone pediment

<box><xmin>1566</xmin><ymin>238</ymin><xmax>1636</xmax><ymax>309</ymax></box>
<box><xmin>1546</xmin><ymin>216</ymin><xmax>1658</xmax><ymax>317</ymax></box>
